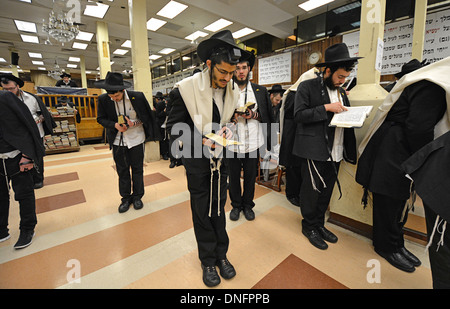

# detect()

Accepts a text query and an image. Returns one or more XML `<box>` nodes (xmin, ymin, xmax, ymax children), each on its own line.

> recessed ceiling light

<box><xmin>204</xmin><ymin>18</ymin><xmax>233</xmax><ymax>32</ymax></box>
<box><xmin>32</xmin><ymin>60</ymin><xmax>44</xmax><ymax>65</ymax></box>
<box><xmin>76</xmin><ymin>31</ymin><xmax>94</xmax><ymax>41</ymax></box>
<box><xmin>158</xmin><ymin>48</ymin><xmax>176</xmax><ymax>55</ymax></box>
<box><xmin>28</xmin><ymin>52</ymin><xmax>42</xmax><ymax>58</ymax></box>
<box><xmin>84</xmin><ymin>2</ymin><xmax>109</xmax><ymax>18</ymax></box>
<box><xmin>121</xmin><ymin>40</ymin><xmax>132</xmax><ymax>48</ymax></box>
<box><xmin>20</xmin><ymin>34</ymin><xmax>39</xmax><ymax>43</ymax></box>
<box><xmin>157</xmin><ymin>1</ymin><xmax>188</xmax><ymax>19</ymax></box>
<box><xmin>85</xmin><ymin>71</ymin><xmax>92</xmax><ymax>74</ymax></box>
<box><xmin>69</xmin><ymin>57</ymin><xmax>80</xmax><ymax>62</ymax></box>
<box><xmin>232</xmin><ymin>27</ymin><xmax>255</xmax><ymax>39</ymax></box>
<box><xmin>113</xmin><ymin>49</ymin><xmax>129</xmax><ymax>55</ymax></box>
<box><xmin>38</xmin><ymin>67</ymin><xmax>46</xmax><ymax>70</ymax></box>
<box><xmin>298</xmin><ymin>0</ymin><xmax>334</xmax><ymax>12</ymax></box>
<box><xmin>14</xmin><ymin>20</ymin><xmax>37</xmax><ymax>33</ymax></box>
<box><xmin>147</xmin><ymin>18</ymin><xmax>167</xmax><ymax>31</ymax></box>
<box><xmin>185</xmin><ymin>31</ymin><xmax>208</xmax><ymax>41</ymax></box>
<box><xmin>72</xmin><ymin>42</ymin><xmax>88</xmax><ymax>50</ymax></box>
<box><xmin>0</xmin><ymin>58</ymin><xmax>7</xmax><ymax>62</ymax></box>
<box><xmin>149</xmin><ymin>55</ymin><xmax>162</xmax><ymax>60</ymax></box>
<box><xmin>67</xmin><ymin>64</ymin><xmax>77</xmax><ymax>68</ymax></box>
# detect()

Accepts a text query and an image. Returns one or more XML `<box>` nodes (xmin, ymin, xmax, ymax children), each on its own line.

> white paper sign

<box><xmin>258</xmin><ymin>52</ymin><xmax>292</xmax><ymax>85</ymax></box>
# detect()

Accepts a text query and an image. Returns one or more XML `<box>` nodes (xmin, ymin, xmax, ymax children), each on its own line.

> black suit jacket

<box><xmin>55</xmin><ymin>80</ymin><xmax>78</xmax><ymax>87</ymax></box>
<box><xmin>250</xmin><ymin>82</ymin><xmax>274</xmax><ymax>152</ymax></box>
<box><xmin>0</xmin><ymin>91</ymin><xmax>45</xmax><ymax>161</ymax></box>
<box><xmin>97</xmin><ymin>90</ymin><xmax>160</xmax><ymax>149</ymax></box>
<box><xmin>293</xmin><ymin>76</ymin><xmax>356</xmax><ymax>163</ymax></box>
<box><xmin>27</xmin><ymin>91</ymin><xmax>57</xmax><ymax>134</ymax></box>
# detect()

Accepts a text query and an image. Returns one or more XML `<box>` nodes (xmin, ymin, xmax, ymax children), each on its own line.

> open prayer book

<box><xmin>235</xmin><ymin>102</ymin><xmax>256</xmax><ymax>114</ymax></box>
<box><xmin>330</xmin><ymin>106</ymin><xmax>373</xmax><ymax>128</ymax></box>
<box><xmin>204</xmin><ymin>132</ymin><xmax>241</xmax><ymax>147</ymax></box>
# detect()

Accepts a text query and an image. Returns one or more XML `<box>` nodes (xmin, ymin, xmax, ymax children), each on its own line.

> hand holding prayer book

<box><xmin>204</xmin><ymin>132</ymin><xmax>241</xmax><ymax>147</ymax></box>
<box><xmin>329</xmin><ymin>106</ymin><xmax>373</xmax><ymax>128</ymax></box>
<box><xmin>235</xmin><ymin>102</ymin><xmax>256</xmax><ymax>114</ymax></box>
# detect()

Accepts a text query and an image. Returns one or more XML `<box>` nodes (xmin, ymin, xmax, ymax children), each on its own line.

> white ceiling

<box><xmin>0</xmin><ymin>0</ymin><xmax>351</xmax><ymax>75</ymax></box>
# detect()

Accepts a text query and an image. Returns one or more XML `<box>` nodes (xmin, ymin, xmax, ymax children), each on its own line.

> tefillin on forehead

<box><xmin>210</xmin><ymin>46</ymin><xmax>242</xmax><ymax>65</ymax></box>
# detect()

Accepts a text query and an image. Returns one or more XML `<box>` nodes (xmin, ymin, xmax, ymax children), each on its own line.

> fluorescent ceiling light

<box><xmin>20</xmin><ymin>34</ymin><xmax>39</xmax><ymax>43</ymax></box>
<box><xmin>83</xmin><ymin>2</ymin><xmax>109</xmax><ymax>18</ymax></box>
<box><xmin>38</xmin><ymin>67</ymin><xmax>46</xmax><ymax>70</ymax></box>
<box><xmin>67</xmin><ymin>64</ymin><xmax>77</xmax><ymax>68</ymax></box>
<box><xmin>149</xmin><ymin>55</ymin><xmax>162</xmax><ymax>60</ymax></box>
<box><xmin>113</xmin><ymin>49</ymin><xmax>129</xmax><ymax>55</ymax></box>
<box><xmin>185</xmin><ymin>31</ymin><xmax>208</xmax><ymax>41</ymax></box>
<box><xmin>110</xmin><ymin>61</ymin><xmax>114</xmax><ymax>65</ymax></box>
<box><xmin>121</xmin><ymin>40</ymin><xmax>132</xmax><ymax>48</ymax></box>
<box><xmin>147</xmin><ymin>18</ymin><xmax>167</xmax><ymax>31</ymax></box>
<box><xmin>232</xmin><ymin>27</ymin><xmax>255</xmax><ymax>39</ymax></box>
<box><xmin>85</xmin><ymin>71</ymin><xmax>92</xmax><ymax>74</ymax></box>
<box><xmin>69</xmin><ymin>57</ymin><xmax>80</xmax><ymax>62</ymax></box>
<box><xmin>14</xmin><ymin>20</ymin><xmax>37</xmax><ymax>33</ymax></box>
<box><xmin>72</xmin><ymin>42</ymin><xmax>88</xmax><ymax>50</ymax></box>
<box><xmin>28</xmin><ymin>52</ymin><xmax>42</xmax><ymax>58</ymax></box>
<box><xmin>0</xmin><ymin>58</ymin><xmax>7</xmax><ymax>62</ymax></box>
<box><xmin>18</xmin><ymin>0</ymin><xmax>32</xmax><ymax>3</ymax></box>
<box><xmin>333</xmin><ymin>2</ymin><xmax>361</xmax><ymax>14</ymax></box>
<box><xmin>157</xmin><ymin>1</ymin><xmax>188</xmax><ymax>19</ymax></box>
<box><xmin>204</xmin><ymin>18</ymin><xmax>233</xmax><ymax>32</ymax></box>
<box><xmin>32</xmin><ymin>60</ymin><xmax>44</xmax><ymax>65</ymax></box>
<box><xmin>298</xmin><ymin>0</ymin><xmax>334</xmax><ymax>11</ymax></box>
<box><xmin>158</xmin><ymin>48</ymin><xmax>176</xmax><ymax>55</ymax></box>
<box><xmin>76</xmin><ymin>31</ymin><xmax>94</xmax><ymax>41</ymax></box>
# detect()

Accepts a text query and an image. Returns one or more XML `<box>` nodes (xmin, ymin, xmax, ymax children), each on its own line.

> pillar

<box><xmin>96</xmin><ymin>21</ymin><xmax>111</xmax><ymax>80</ymax></box>
<box><xmin>411</xmin><ymin>0</ymin><xmax>428</xmax><ymax>61</ymax></box>
<box><xmin>128</xmin><ymin>0</ymin><xmax>159</xmax><ymax>162</ymax></box>
<box><xmin>80</xmin><ymin>55</ymin><xmax>87</xmax><ymax>88</ymax></box>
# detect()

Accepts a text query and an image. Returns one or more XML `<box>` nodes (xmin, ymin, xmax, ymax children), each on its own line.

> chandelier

<box><xmin>42</xmin><ymin>11</ymin><xmax>79</xmax><ymax>45</ymax></box>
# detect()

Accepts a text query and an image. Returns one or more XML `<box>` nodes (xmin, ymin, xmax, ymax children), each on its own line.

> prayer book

<box><xmin>204</xmin><ymin>132</ymin><xmax>241</xmax><ymax>147</ymax></box>
<box><xmin>235</xmin><ymin>102</ymin><xmax>256</xmax><ymax>114</ymax></box>
<box><xmin>329</xmin><ymin>106</ymin><xmax>373</xmax><ymax>128</ymax></box>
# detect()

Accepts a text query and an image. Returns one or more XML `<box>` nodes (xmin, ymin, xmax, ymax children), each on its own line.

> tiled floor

<box><xmin>0</xmin><ymin>143</ymin><xmax>432</xmax><ymax>290</ymax></box>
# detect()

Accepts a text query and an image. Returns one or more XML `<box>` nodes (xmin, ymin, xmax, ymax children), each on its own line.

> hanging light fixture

<box><xmin>42</xmin><ymin>10</ymin><xmax>79</xmax><ymax>45</ymax></box>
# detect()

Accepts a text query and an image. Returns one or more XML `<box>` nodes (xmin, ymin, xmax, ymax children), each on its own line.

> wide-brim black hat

<box><xmin>197</xmin><ymin>30</ymin><xmax>251</xmax><ymax>63</ymax></box>
<box><xmin>94</xmin><ymin>72</ymin><xmax>132</xmax><ymax>91</ymax></box>
<box><xmin>268</xmin><ymin>84</ymin><xmax>285</xmax><ymax>94</ymax></box>
<box><xmin>57</xmin><ymin>95</ymin><xmax>72</xmax><ymax>103</ymax></box>
<box><xmin>60</xmin><ymin>72</ymin><xmax>71</xmax><ymax>78</ymax></box>
<box><xmin>240</xmin><ymin>51</ymin><xmax>256</xmax><ymax>70</ymax></box>
<box><xmin>0</xmin><ymin>73</ymin><xmax>24</xmax><ymax>88</ymax></box>
<box><xmin>394</xmin><ymin>59</ymin><xmax>427</xmax><ymax>78</ymax></box>
<box><xmin>315</xmin><ymin>43</ymin><xmax>362</xmax><ymax>67</ymax></box>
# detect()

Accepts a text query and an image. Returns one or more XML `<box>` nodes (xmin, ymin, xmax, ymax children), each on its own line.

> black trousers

<box><xmin>227</xmin><ymin>150</ymin><xmax>258</xmax><ymax>210</ymax></box>
<box><xmin>0</xmin><ymin>154</ymin><xmax>37</xmax><ymax>234</ymax></box>
<box><xmin>285</xmin><ymin>165</ymin><xmax>302</xmax><ymax>200</ymax></box>
<box><xmin>424</xmin><ymin>204</ymin><xmax>450</xmax><ymax>289</ymax></box>
<box><xmin>112</xmin><ymin>143</ymin><xmax>145</xmax><ymax>203</ymax></box>
<box><xmin>372</xmin><ymin>193</ymin><xmax>407</xmax><ymax>253</ymax></box>
<box><xmin>299</xmin><ymin>159</ymin><xmax>339</xmax><ymax>232</ymax></box>
<box><xmin>184</xmin><ymin>157</ymin><xmax>229</xmax><ymax>266</ymax></box>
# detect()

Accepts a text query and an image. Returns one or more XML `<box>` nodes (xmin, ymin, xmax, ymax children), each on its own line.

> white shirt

<box><xmin>113</xmin><ymin>91</ymin><xmax>145</xmax><ymax>148</ymax></box>
<box><xmin>229</xmin><ymin>82</ymin><xmax>264</xmax><ymax>153</ymax></box>
<box><xmin>327</xmin><ymin>87</ymin><xmax>344</xmax><ymax>162</ymax></box>
<box><xmin>21</xmin><ymin>90</ymin><xmax>44</xmax><ymax>138</ymax></box>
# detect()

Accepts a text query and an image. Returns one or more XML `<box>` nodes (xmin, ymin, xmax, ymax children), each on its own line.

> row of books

<box><xmin>47</xmin><ymin>106</ymin><xmax>76</xmax><ymax>117</ymax></box>
<box><xmin>44</xmin><ymin>132</ymin><xmax>78</xmax><ymax>150</ymax></box>
<box><xmin>53</xmin><ymin>120</ymin><xmax>76</xmax><ymax>133</ymax></box>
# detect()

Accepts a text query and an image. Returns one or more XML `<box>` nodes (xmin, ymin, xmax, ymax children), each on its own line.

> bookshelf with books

<box><xmin>45</xmin><ymin>106</ymin><xmax>80</xmax><ymax>154</ymax></box>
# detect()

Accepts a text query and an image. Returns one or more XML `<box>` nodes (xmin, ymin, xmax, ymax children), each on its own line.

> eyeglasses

<box><xmin>214</xmin><ymin>66</ymin><xmax>235</xmax><ymax>77</ymax></box>
<box><xmin>2</xmin><ymin>86</ymin><xmax>18</xmax><ymax>91</ymax></box>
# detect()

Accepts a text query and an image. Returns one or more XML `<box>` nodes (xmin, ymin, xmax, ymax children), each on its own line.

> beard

<box><xmin>324</xmin><ymin>75</ymin><xmax>339</xmax><ymax>90</ymax></box>
<box><xmin>233</xmin><ymin>75</ymin><xmax>249</xmax><ymax>87</ymax></box>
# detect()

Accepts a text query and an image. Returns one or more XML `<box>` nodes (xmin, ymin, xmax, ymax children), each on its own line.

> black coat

<box><xmin>97</xmin><ymin>90</ymin><xmax>160</xmax><ymax>149</ymax></box>
<box><xmin>250</xmin><ymin>83</ymin><xmax>275</xmax><ymax>152</ymax></box>
<box><xmin>402</xmin><ymin>130</ymin><xmax>450</xmax><ymax>222</ymax></box>
<box><xmin>55</xmin><ymin>80</ymin><xmax>78</xmax><ymax>87</ymax></box>
<box><xmin>279</xmin><ymin>91</ymin><xmax>301</xmax><ymax>167</ymax></box>
<box><xmin>0</xmin><ymin>91</ymin><xmax>45</xmax><ymax>161</ymax></box>
<box><xmin>356</xmin><ymin>80</ymin><xmax>447</xmax><ymax>200</ymax></box>
<box><xmin>292</xmin><ymin>76</ymin><xmax>356</xmax><ymax>163</ymax></box>
<box><xmin>28</xmin><ymin>91</ymin><xmax>57</xmax><ymax>134</ymax></box>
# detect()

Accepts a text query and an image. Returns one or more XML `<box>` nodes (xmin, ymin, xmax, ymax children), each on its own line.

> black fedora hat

<box><xmin>57</xmin><ymin>96</ymin><xmax>72</xmax><ymax>104</ymax></box>
<box><xmin>94</xmin><ymin>72</ymin><xmax>132</xmax><ymax>91</ymax></box>
<box><xmin>197</xmin><ymin>30</ymin><xmax>250</xmax><ymax>63</ymax></box>
<box><xmin>268</xmin><ymin>84</ymin><xmax>285</xmax><ymax>94</ymax></box>
<box><xmin>394</xmin><ymin>59</ymin><xmax>427</xmax><ymax>78</ymax></box>
<box><xmin>239</xmin><ymin>50</ymin><xmax>256</xmax><ymax>70</ymax></box>
<box><xmin>60</xmin><ymin>72</ymin><xmax>71</xmax><ymax>78</ymax></box>
<box><xmin>0</xmin><ymin>73</ymin><xmax>24</xmax><ymax>88</ymax></box>
<box><xmin>315</xmin><ymin>43</ymin><xmax>362</xmax><ymax>67</ymax></box>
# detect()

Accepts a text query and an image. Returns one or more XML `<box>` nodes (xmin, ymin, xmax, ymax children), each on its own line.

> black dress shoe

<box><xmin>287</xmin><ymin>196</ymin><xmax>300</xmax><ymax>206</ymax></box>
<box><xmin>118</xmin><ymin>201</ymin><xmax>130</xmax><ymax>213</ymax></box>
<box><xmin>399</xmin><ymin>247</ymin><xmax>421</xmax><ymax>267</ymax></box>
<box><xmin>216</xmin><ymin>258</ymin><xmax>236</xmax><ymax>279</ymax></box>
<box><xmin>230</xmin><ymin>208</ymin><xmax>241</xmax><ymax>221</ymax></box>
<box><xmin>243</xmin><ymin>208</ymin><xmax>255</xmax><ymax>221</ymax></box>
<box><xmin>376</xmin><ymin>250</ymin><xmax>415</xmax><ymax>273</ymax></box>
<box><xmin>302</xmin><ymin>229</ymin><xmax>328</xmax><ymax>250</ymax></box>
<box><xmin>34</xmin><ymin>182</ymin><xmax>44</xmax><ymax>189</ymax></box>
<box><xmin>201</xmin><ymin>264</ymin><xmax>221</xmax><ymax>287</ymax></box>
<box><xmin>169</xmin><ymin>161</ymin><xmax>176</xmax><ymax>168</ymax></box>
<box><xmin>133</xmin><ymin>199</ymin><xmax>143</xmax><ymax>210</ymax></box>
<box><xmin>317</xmin><ymin>226</ymin><xmax>338</xmax><ymax>243</ymax></box>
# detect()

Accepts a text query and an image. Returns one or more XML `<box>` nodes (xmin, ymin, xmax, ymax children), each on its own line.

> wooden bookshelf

<box><xmin>45</xmin><ymin>114</ymin><xmax>80</xmax><ymax>154</ymax></box>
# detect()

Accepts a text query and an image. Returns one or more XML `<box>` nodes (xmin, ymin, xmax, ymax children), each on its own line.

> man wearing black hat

<box><xmin>154</xmin><ymin>92</ymin><xmax>169</xmax><ymax>160</ymax></box>
<box><xmin>384</xmin><ymin>59</ymin><xmax>427</xmax><ymax>92</ymax></box>
<box><xmin>0</xmin><ymin>90</ymin><xmax>45</xmax><ymax>249</ymax></box>
<box><xmin>293</xmin><ymin>43</ymin><xmax>359</xmax><ymax>250</ymax></box>
<box><xmin>96</xmin><ymin>72</ymin><xmax>159</xmax><ymax>213</ymax></box>
<box><xmin>227</xmin><ymin>52</ymin><xmax>273</xmax><ymax>222</ymax></box>
<box><xmin>166</xmin><ymin>30</ymin><xmax>250</xmax><ymax>287</ymax></box>
<box><xmin>356</xmin><ymin>58</ymin><xmax>448</xmax><ymax>273</ymax></box>
<box><xmin>55</xmin><ymin>73</ymin><xmax>78</xmax><ymax>87</ymax></box>
<box><xmin>269</xmin><ymin>84</ymin><xmax>285</xmax><ymax>123</ymax></box>
<box><xmin>1</xmin><ymin>73</ymin><xmax>56</xmax><ymax>189</ymax></box>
